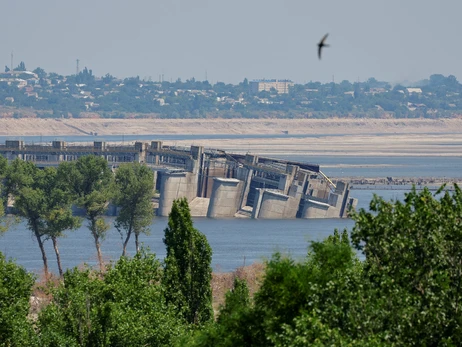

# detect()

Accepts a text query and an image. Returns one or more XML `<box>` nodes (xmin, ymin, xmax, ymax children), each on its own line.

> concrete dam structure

<box><xmin>0</xmin><ymin>139</ymin><xmax>357</xmax><ymax>219</ymax></box>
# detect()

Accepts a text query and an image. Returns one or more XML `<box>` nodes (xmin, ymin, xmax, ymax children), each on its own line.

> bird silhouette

<box><xmin>318</xmin><ymin>33</ymin><xmax>329</xmax><ymax>60</ymax></box>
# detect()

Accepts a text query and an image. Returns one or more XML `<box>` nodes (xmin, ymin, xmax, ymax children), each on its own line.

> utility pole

<box><xmin>76</xmin><ymin>59</ymin><xmax>80</xmax><ymax>75</ymax></box>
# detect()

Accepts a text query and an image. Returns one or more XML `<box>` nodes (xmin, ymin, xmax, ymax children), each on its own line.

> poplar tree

<box><xmin>58</xmin><ymin>156</ymin><xmax>112</xmax><ymax>271</ymax></box>
<box><xmin>6</xmin><ymin>160</ymin><xmax>51</xmax><ymax>276</ymax></box>
<box><xmin>113</xmin><ymin>162</ymin><xmax>154</xmax><ymax>256</ymax></box>
<box><xmin>0</xmin><ymin>156</ymin><xmax>7</xmax><ymax>234</ymax></box>
<box><xmin>162</xmin><ymin>197</ymin><xmax>213</xmax><ymax>325</ymax></box>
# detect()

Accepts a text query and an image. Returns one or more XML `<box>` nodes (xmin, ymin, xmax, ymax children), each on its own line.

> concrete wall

<box><xmin>237</xmin><ymin>166</ymin><xmax>253</xmax><ymax>208</ymax></box>
<box><xmin>207</xmin><ymin>178</ymin><xmax>243</xmax><ymax>218</ymax></box>
<box><xmin>300</xmin><ymin>199</ymin><xmax>331</xmax><ymax>218</ymax></box>
<box><xmin>253</xmin><ymin>189</ymin><xmax>299</xmax><ymax>219</ymax></box>
<box><xmin>157</xmin><ymin>171</ymin><xmax>198</xmax><ymax>216</ymax></box>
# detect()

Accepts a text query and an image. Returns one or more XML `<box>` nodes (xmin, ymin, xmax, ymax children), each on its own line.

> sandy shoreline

<box><xmin>1</xmin><ymin>118</ymin><xmax>462</xmax><ymax>157</ymax></box>
<box><xmin>1</xmin><ymin>118</ymin><xmax>462</xmax><ymax>136</ymax></box>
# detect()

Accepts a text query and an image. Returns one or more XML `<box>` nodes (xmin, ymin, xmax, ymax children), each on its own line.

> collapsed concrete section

<box><xmin>0</xmin><ymin>139</ymin><xmax>357</xmax><ymax>219</ymax></box>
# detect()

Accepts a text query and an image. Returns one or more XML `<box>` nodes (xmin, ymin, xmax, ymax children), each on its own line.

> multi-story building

<box><xmin>249</xmin><ymin>79</ymin><xmax>294</xmax><ymax>94</ymax></box>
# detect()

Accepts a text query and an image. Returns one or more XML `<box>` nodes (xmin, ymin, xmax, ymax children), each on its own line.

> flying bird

<box><xmin>318</xmin><ymin>33</ymin><xmax>329</xmax><ymax>60</ymax></box>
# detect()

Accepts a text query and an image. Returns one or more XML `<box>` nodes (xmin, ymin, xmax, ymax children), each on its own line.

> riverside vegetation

<box><xmin>1</xmin><ymin>155</ymin><xmax>462</xmax><ymax>345</ymax></box>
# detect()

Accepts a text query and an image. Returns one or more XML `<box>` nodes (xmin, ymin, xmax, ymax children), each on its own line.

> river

<box><xmin>0</xmin><ymin>189</ymin><xmax>417</xmax><ymax>275</ymax></box>
<box><xmin>0</xmin><ymin>133</ymin><xmax>459</xmax><ymax>275</ymax></box>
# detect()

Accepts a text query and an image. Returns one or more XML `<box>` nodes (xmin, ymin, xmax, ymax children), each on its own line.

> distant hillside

<box><xmin>1</xmin><ymin>64</ymin><xmax>462</xmax><ymax>119</ymax></box>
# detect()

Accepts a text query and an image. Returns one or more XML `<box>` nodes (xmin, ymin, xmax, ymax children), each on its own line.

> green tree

<box><xmin>3</xmin><ymin>158</ymin><xmax>35</xmax><ymax>198</ymax></box>
<box><xmin>182</xmin><ymin>277</ymin><xmax>253</xmax><ymax>347</ymax></box>
<box><xmin>162</xmin><ymin>198</ymin><xmax>213</xmax><ymax>325</ymax></box>
<box><xmin>7</xmin><ymin>161</ymin><xmax>52</xmax><ymax>276</ymax></box>
<box><xmin>42</xmin><ymin>167</ymin><xmax>82</xmax><ymax>277</ymax></box>
<box><xmin>8</xmin><ymin>163</ymin><xmax>80</xmax><ymax>278</ymax></box>
<box><xmin>13</xmin><ymin>61</ymin><xmax>26</xmax><ymax>71</ymax></box>
<box><xmin>113</xmin><ymin>162</ymin><xmax>154</xmax><ymax>256</ymax></box>
<box><xmin>187</xmin><ymin>230</ymin><xmax>364</xmax><ymax>346</ymax></box>
<box><xmin>0</xmin><ymin>156</ymin><xmax>8</xmax><ymax>234</ymax></box>
<box><xmin>217</xmin><ymin>277</ymin><xmax>251</xmax><ymax>324</ymax></box>
<box><xmin>57</xmin><ymin>156</ymin><xmax>112</xmax><ymax>271</ymax></box>
<box><xmin>0</xmin><ymin>253</ymin><xmax>37</xmax><ymax>346</ymax></box>
<box><xmin>0</xmin><ymin>198</ymin><xmax>6</xmax><ymax>235</ymax></box>
<box><xmin>32</xmin><ymin>67</ymin><xmax>46</xmax><ymax>79</ymax></box>
<box><xmin>350</xmin><ymin>185</ymin><xmax>462</xmax><ymax>345</ymax></box>
<box><xmin>37</xmin><ymin>249</ymin><xmax>186</xmax><ymax>346</ymax></box>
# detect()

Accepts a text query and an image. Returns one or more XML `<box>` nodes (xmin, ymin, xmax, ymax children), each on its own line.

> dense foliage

<box><xmin>58</xmin><ymin>156</ymin><xmax>113</xmax><ymax>271</ymax></box>
<box><xmin>0</xmin><ymin>253</ymin><xmax>37</xmax><ymax>347</ymax></box>
<box><xmin>163</xmin><ymin>198</ymin><xmax>213</xmax><ymax>325</ymax></box>
<box><xmin>186</xmin><ymin>186</ymin><xmax>462</xmax><ymax>346</ymax></box>
<box><xmin>2</xmin><ymin>179</ymin><xmax>462</xmax><ymax>345</ymax></box>
<box><xmin>1</xmin><ymin>157</ymin><xmax>154</xmax><ymax>275</ymax></box>
<box><xmin>36</xmin><ymin>250</ymin><xmax>186</xmax><ymax>346</ymax></box>
<box><xmin>113</xmin><ymin>162</ymin><xmax>155</xmax><ymax>256</ymax></box>
<box><xmin>0</xmin><ymin>156</ymin><xmax>8</xmax><ymax>234</ymax></box>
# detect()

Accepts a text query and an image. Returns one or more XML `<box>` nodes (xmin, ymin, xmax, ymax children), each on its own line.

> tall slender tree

<box><xmin>113</xmin><ymin>162</ymin><xmax>154</xmax><ymax>256</ymax></box>
<box><xmin>57</xmin><ymin>156</ymin><xmax>112</xmax><ymax>271</ymax></box>
<box><xmin>0</xmin><ymin>156</ymin><xmax>8</xmax><ymax>234</ymax></box>
<box><xmin>42</xmin><ymin>167</ymin><xmax>82</xmax><ymax>277</ymax></box>
<box><xmin>0</xmin><ymin>197</ymin><xmax>6</xmax><ymax>235</ymax></box>
<box><xmin>162</xmin><ymin>198</ymin><xmax>213</xmax><ymax>325</ymax></box>
<box><xmin>11</xmin><ymin>163</ymin><xmax>50</xmax><ymax>276</ymax></box>
<box><xmin>8</xmin><ymin>164</ymin><xmax>80</xmax><ymax>278</ymax></box>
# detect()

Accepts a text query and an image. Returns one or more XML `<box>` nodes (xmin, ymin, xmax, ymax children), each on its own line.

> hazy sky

<box><xmin>1</xmin><ymin>0</ymin><xmax>461</xmax><ymax>84</ymax></box>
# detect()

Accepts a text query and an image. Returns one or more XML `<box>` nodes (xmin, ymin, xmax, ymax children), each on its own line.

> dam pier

<box><xmin>0</xmin><ymin>139</ymin><xmax>357</xmax><ymax>219</ymax></box>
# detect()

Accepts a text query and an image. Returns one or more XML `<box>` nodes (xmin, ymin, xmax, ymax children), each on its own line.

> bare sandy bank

<box><xmin>170</xmin><ymin>132</ymin><xmax>462</xmax><ymax>157</ymax></box>
<box><xmin>1</xmin><ymin>118</ymin><xmax>462</xmax><ymax>136</ymax></box>
<box><xmin>1</xmin><ymin>118</ymin><xmax>461</xmax><ymax>158</ymax></box>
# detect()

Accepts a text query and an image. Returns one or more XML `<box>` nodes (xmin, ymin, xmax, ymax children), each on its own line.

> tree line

<box><xmin>2</xmin><ymin>156</ymin><xmax>462</xmax><ymax>344</ymax></box>
<box><xmin>0</xmin><ymin>195</ymin><xmax>213</xmax><ymax>346</ymax></box>
<box><xmin>0</xmin><ymin>155</ymin><xmax>155</xmax><ymax>277</ymax></box>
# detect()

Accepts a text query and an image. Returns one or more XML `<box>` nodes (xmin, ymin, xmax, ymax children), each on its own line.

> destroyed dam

<box><xmin>0</xmin><ymin>140</ymin><xmax>357</xmax><ymax>219</ymax></box>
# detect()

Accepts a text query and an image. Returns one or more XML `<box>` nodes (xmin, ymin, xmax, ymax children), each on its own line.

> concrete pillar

<box><xmin>94</xmin><ymin>141</ymin><xmax>106</xmax><ymax>150</ymax></box>
<box><xmin>300</xmin><ymin>199</ymin><xmax>330</xmax><ymax>218</ymax></box>
<box><xmin>149</xmin><ymin>141</ymin><xmax>163</xmax><ymax>165</ymax></box>
<box><xmin>134</xmin><ymin>142</ymin><xmax>148</xmax><ymax>163</ymax></box>
<box><xmin>6</xmin><ymin>140</ymin><xmax>24</xmax><ymax>149</ymax></box>
<box><xmin>207</xmin><ymin>178</ymin><xmax>243</xmax><ymax>218</ymax></box>
<box><xmin>245</xmin><ymin>154</ymin><xmax>258</xmax><ymax>165</ymax></box>
<box><xmin>239</xmin><ymin>167</ymin><xmax>254</xmax><ymax>208</ymax></box>
<box><xmin>190</xmin><ymin>145</ymin><xmax>204</xmax><ymax>160</ymax></box>
<box><xmin>277</xmin><ymin>165</ymin><xmax>298</xmax><ymax>195</ymax></box>
<box><xmin>258</xmin><ymin>190</ymin><xmax>295</xmax><ymax>219</ymax></box>
<box><xmin>277</xmin><ymin>174</ymin><xmax>290</xmax><ymax>194</ymax></box>
<box><xmin>157</xmin><ymin>171</ymin><xmax>198</xmax><ymax>216</ymax></box>
<box><xmin>251</xmin><ymin>188</ymin><xmax>264</xmax><ymax>219</ymax></box>
<box><xmin>343</xmin><ymin>198</ymin><xmax>358</xmax><ymax>218</ymax></box>
<box><xmin>52</xmin><ymin>140</ymin><xmax>66</xmax><ymax>149</ymax></box>
<box><xmin>151</xmin><ymin>141</ymin><xmax>163</xmax><ymax>150</ymax></box>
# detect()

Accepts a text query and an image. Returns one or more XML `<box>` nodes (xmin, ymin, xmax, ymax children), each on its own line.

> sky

<box><xmin>1</xmin><ymin>0</ymin><xmax>461</xmax><ymax>85</ymax></box>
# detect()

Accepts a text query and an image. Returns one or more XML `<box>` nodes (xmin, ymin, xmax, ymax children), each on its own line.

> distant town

<box><xmin>0</xmin><ymin>61</ymin><xmax>461</xmax><ymax>119</ymax></box>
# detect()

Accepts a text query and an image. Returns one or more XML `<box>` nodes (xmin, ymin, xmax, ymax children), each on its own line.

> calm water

<box><xmin>0</xmin><ymin>189</ymin><xmax>407</xmax><ymax>275</ymax></box>
<box><xmin>0</xmin><ymin>132</ymin><xmax>459</xmax><ymax>274</ymax></box>
<box><xmin>276</xmin><ymin>155</ymin><xmax>462</xmax><ymax>178</ymax></box>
